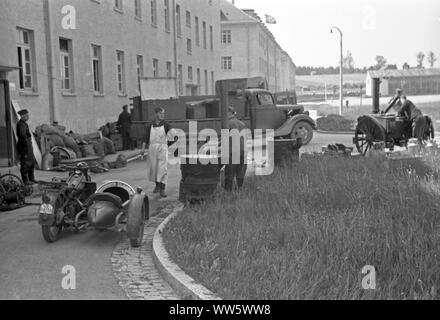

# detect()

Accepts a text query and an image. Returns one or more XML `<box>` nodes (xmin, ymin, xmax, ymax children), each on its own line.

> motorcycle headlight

<box><xmin>39</xmin><ymin>203</ymin><xmax>54</xmax><ymax>215</ymax></box>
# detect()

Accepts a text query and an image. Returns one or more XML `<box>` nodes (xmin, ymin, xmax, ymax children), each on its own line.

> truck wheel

<box><xmin>291</xmin><ymin>121</ymin><xmax>313</xmax><ymax>145</ymax></box>
<box><xmin>126</xmin><ymin>193</ymin><xmax>147</xmax><ymax>248</ymax></box>
<box><xmin>42</xmin><ymin>225</ymin><xmax>62</xmax><ymax>243</ymax></box>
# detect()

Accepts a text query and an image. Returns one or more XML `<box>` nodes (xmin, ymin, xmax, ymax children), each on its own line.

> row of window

<box><xmin>17</xmin><ymin>27</ymin><xmax>214</xmax><ymax>96</ymax></box>
<box><xmin>106</xmin><ymin>1</ymin><xmax>215</xmax><ymax>52</ymax></box>
<box><xmin>177</xmin><ymin>65</ymin><xmax>215</xmax><ymax>96</ymax></box>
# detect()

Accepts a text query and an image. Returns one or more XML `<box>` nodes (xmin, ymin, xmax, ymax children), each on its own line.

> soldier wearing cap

<box><xmin>117</xmin><ymin>105</ymin><xmax>132</xmax><ymax>150</ymax></box>
<box><xmin>224</xmin><ymin>105</ymin><xmax>248</xmax><ymax>191</ymax></box>
<box><xmin>16</xmin><ymin>109</ymin><xmax>36</xmax><ymax>185</ymax></box>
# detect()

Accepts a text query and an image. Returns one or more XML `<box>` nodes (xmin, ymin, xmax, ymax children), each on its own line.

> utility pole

<box><xmin>331</xmin><ymin>26</ymin><xmax>343</xmax><ymax>115</ymax></box>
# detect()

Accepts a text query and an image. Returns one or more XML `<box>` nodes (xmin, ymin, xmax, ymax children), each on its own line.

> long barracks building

<box><xmin>0</xmin><ymin>0</ymin><xmax>296</xmax><ymax>134</ymax></box>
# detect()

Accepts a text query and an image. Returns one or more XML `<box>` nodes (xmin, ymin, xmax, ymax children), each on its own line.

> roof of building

<box><xmin>368</xmin><ymin>68</ymin><xmax>440</xmax><ymax>78</ymax></box>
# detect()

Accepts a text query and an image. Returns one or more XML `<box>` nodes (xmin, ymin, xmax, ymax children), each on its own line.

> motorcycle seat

<box><xmin>86</xmin><ymin>193</ymin><xmax>123</xmax><ymax>209</ymax></box>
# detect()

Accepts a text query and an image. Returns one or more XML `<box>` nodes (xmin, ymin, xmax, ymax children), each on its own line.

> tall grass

<box><xmin>163</xmin><ymin>156</ymin><xmax>440</xmax><ymax>300</ymax></box>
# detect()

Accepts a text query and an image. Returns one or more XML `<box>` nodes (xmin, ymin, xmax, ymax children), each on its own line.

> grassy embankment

<box><xmin>163</xmin><ymin>155</ymin><xmax>440</xmax><ymax>300</ymax></box>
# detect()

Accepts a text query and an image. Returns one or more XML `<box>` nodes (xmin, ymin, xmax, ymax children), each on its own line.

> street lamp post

<box><xmin>331</xmin><ymin>26</ymin><xmax>343</xmax><ymax>115</ymax></box>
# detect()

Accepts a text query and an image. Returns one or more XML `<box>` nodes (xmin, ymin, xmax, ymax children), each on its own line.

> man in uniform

<box><xmin>117</xmin><ymin>105</ymin><xmax>132</xmax><ymax>150</ymax></box>
<box><xmin>224</xmin><ymin>106</ymin><xmax>248</xmax><ymax>191</ymax></box>
<box><xmin>16</xmin><ymin>109</ymin><xmax>36</xmax><ymax>185</ymax></box>
<box><xmin>398</xmin><ymin>96</ymin><xmax>427</xmax><ymax>144</ymax></box>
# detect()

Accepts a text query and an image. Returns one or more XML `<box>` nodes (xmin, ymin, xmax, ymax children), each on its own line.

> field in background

<box><xmin>305</xmin><ymin>101</ymin><xmax>440</xmax><ymax>123</ymax></box>
<box><xmin>164</xmin><ymin>156</ymin><xmax>440</xmax><ymax>300</ymax></box>
<box><xmin>296</xmin><ymin>73</ymin><xmax>367</xmax><ymax>88</ymax></box>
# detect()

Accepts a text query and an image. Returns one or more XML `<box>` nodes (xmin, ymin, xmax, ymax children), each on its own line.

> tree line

<box><xmin>296</xmin><ymin>51</ymin><xmax>438</xmax><ymax>76</ymax></box>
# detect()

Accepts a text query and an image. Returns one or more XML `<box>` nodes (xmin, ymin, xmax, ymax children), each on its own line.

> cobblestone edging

<box><xmin>152</xmin><ymin>203</ymin><xmax>222</xmax><ymax>301</ymax></box>
<box><xmin>111</xmin><ymin>211</ymin><xmax>181</xmax><ymax>300</ymax></box>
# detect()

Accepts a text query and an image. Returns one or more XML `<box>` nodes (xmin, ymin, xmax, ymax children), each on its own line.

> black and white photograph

<box><xmin>0</xmin><ymin>0</ymin><xmax>440</xmax><ymax>307</ymax></box>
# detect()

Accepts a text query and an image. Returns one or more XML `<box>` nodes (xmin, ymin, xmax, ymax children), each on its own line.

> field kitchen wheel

<box><xmin>354</xmin><ymin>116</ymin><xmax>386</xmax><ymax>156</ymax></box>
<box><xmin>291</xmin><ymin>121</ymin><xmax>313</xmax><ymax>146</ymax></box>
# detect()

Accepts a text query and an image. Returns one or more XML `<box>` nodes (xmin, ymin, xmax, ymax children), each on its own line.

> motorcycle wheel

<box><xmin>41</xmin><ymin>196</ymin><xmax>64</xmax><ymax>243</ymax></box>
<box><xmin>126</xmin><ymin>194</ymin><xmax>148</xmax><ymax>248</ymax></box>
<box><xmin>42</xmin><ymin>225</ymin><xmax>63</xmax><ymax>243</ymax></box>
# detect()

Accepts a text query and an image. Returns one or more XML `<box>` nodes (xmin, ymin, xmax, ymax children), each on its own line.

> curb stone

<box><xmin>152</xmin><ymin>203</ymin><xmax>222</xmax><ymax>301</ymax></box>
<box><xmin>111</xmin><ymin>213</ymin><xmax>181</xmax><ymax>300</ymax></box>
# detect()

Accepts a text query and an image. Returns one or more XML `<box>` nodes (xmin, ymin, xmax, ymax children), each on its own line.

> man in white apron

<box><xmin>141</xmin><ymin>107</ymin><xmax>173</xmax><ymax>198</ymax></box>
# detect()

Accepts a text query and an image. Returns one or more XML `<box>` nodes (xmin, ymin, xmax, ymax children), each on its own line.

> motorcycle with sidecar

<box><xmin>37</xmin><ymin>162</ymin><xmax>149</xmax><ymax>247</ymax></box>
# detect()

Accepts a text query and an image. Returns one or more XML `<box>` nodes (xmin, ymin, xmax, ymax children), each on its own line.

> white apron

<box><xmin>147</xmin><ymin>125</ymin><xmax>168</xmax><ymax>184</ymax></box>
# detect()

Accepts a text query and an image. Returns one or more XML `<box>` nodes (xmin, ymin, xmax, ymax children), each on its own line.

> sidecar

<box><xmin>84</xmin><ymin>181</ymin><xmax>149</xmax><ymax>247</ymax></box>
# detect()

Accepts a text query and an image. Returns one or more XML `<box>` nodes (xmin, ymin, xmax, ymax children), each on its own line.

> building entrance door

<box><xmin>0</xmin><ymin>80</ymin><xmax>14</xmax><ymax>167</ymax></box>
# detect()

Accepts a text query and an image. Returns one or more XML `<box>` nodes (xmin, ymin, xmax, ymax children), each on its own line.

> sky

<box><xmin>231</xmin><ymin>0</ymin><xmax>440</xmax><ymax>68</ymax></box>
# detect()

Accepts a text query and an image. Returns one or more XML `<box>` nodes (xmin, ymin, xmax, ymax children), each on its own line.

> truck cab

<box><xmin>236</xmin><ymin>88</ymin><xmax>316</xmax><ymax>145</ymax></box>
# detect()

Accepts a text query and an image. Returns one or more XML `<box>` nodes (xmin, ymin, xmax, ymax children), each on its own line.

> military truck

<box><xmin>130</xmin><ymin>78</ymin><xmax>316</xmax><ymax>145</ymax></box>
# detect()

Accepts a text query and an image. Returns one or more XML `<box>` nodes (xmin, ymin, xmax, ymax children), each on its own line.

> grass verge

<box><xmin>163</xmin><ymin>155</ymin><xmax>440</xmax><ymax>300</ymax></box>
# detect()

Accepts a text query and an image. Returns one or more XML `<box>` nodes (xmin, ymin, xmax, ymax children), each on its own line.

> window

<box><xmin>202</xmin><ymin>21</ymin><xmax>207</xmax><ymax>49</ymax></box>
<box><xmin>59</xmin><ymin>38</ymin><xmax>74</xmax><ymax>92</ymax></box>
<box><xmin>115</xmin><ymin>0</ymin><xmax>123</xmax><ymax>11</ymax></box>
<box><xmin>221</xmin><ymin>30</ymin><xmax>231</xmax><ymax>45</ymax></box>
<box><xmin>116</xmin><ymin>51</ymin><xmax>126</xmax><ymax>94</ymax></box>
<box><xmin>197</xmin><ymin>68</ymin><xmax>200</xmax><ymax>94</ymax></box>
<box><xmin>187</xmin><ymin>38</ymin><xmax>192</xmax><ymax>54</ymax></box>
<box><xmin>134</xmin><ymin>0</ymin><xmax>141</xmax><ymax>18</ymax></box>
<box><xmin>221</xmin><ymin>56</ymin><xmax>232</xmax><ymax>70</ymax></box>
<box><xmin>178</xmin><ymin>64</ymin><xmax>183</xmax><ymax>95</ymax></box>
<box><xmin>91</xmin><ymin>45</ymin><xmax>103</xmax><ymax>93</ymax></box>
<box><xmin>195</xmin><ymin>17</ymin><xmax>200</xmax><ymax>46</ymax></box>
<box><xmin>17</xmin><ymin>28</ymin><xmax>36</xmax><ymax>90</ymax></box>
<box><xmin>210</xmin><ymin>26</ymin><xmax>213</xmax><ymax>51</ymax></box>
<box><xmin>166</xmin><ymin>61</ymin><xmax>172</xmax><ymax>78</ymax></box>
<box><xmin>204</xmin><ymin>70</ymin><xmax>208</xmax><ymax>95</ymax></box>
<box><xmin>256</xmin><ymin>93</ymin><xmax>275</xmax><ymax>105</ymax></box>
<box><xmin>188</xmin><ymin>66</ymin><xmax>193</xmax><ymax>82</ymax></box>
<box><xmin>211</xmin><ymin>71</ymin><xmax>214</xmax><ymax>95</ymax></box>
<box><xmin>136</xmin><ymin>55</ymin><xmax>144</xmax><ymax>93</ymax></box>
<box><xmin>186</xmin><ymin>10</ymin><xmax>191</xmax><ymax>27</ymax></box>
<box><xmin>176</xmin><ymin>5</ymin><xmax>181</xmax><ymax>37</ymax></box>
<box><xmin>153</xmin><ymin>58</ymin><xmax>159</xmax><ymax>77</ymax></box>
<box><xmin>164</xmin><ymin>0</ymin><xmax>170</xmax><ymax>32</ymax></box>
<box><xmin>151</xmin><ymin>0</ymin><xmax>157</xmax><ymax>26</ymax></box>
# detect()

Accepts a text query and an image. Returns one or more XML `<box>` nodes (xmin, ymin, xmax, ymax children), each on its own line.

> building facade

<box><xmin>218</xmin><ymin>1</ymin><xmax>296</xmax><ymax>93</ymax></box>
<box><xmin>366</xmin><ymin>68</ymin><xmax>440</xmax><ymax>97</ymax></box>
<box><xmin>0</xmin><ymin>0</ymin><xmax>221</xmax><ymax>133</ymax></box>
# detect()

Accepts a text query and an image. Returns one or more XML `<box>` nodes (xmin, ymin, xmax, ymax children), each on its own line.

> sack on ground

<box><xmin>102</xmin><ymin>137</ymin><xmax>116</xmax><ymax>155</ymax></box>
<box><xmin>79</xmin><ymin>144</ymin><xmax>96</xmax><ymax>157</ymax></box>
<box><xmin>93</xmin><ymin>141</ymin><xmax>106</xmax><ymax>158</ymax></box>
<box><xmin>46</xmin><ymin>134</ymin><xmax>65</xmax><ymax>147</ymax></box>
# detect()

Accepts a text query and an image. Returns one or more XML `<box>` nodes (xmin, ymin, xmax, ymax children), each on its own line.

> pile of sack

<box><xmin>35</xmin><ymin>123</ymin><xmax>117</xmax><ymax>160</ymax></box>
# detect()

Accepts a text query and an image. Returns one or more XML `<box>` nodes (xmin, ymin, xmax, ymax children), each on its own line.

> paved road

<box><xmin>0</xmin><ymin>160</ymin><xmax>181</xmax><ymax>300</ymax></box>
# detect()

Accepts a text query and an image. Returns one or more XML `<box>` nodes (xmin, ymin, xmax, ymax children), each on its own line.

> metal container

<box><xmin>179</xmin><ymin>154</ymin><xmax>223</xmax><ymax>202</ymax></box>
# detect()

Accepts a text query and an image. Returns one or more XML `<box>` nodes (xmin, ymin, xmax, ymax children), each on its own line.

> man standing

<box><xmin>16</xmin><ymin>109</ymin><xmax>36</xmax><ymax>185</ymax></box>
<box><xmin>398</xmin><ymin>96</ymin><xmax>427</xmax><ymax>143</ymax></box>
<box><xmin>141</xmin><ymin>107</ymin><xmax>173</xmax><ymax>198</ymax></box>
<box><xmin>117</xmin><ymin>105</ymin><xmax>132</xmax><ymax>150</ymax></box>
<box><xmin>224</xmin><ymin>106</ymin><xmax>248</xmax><ymax>191</ymax></box>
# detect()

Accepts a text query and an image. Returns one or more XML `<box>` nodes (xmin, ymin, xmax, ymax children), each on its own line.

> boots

<box><xmin>160</xmin><ymin>183</ymin><xmax>167</xmax><ymax>198</ymax></box>
<box><xmin>153</xmin><ymin>182</ymin><xmax>160</xmax><ymax>194</ymax></box>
